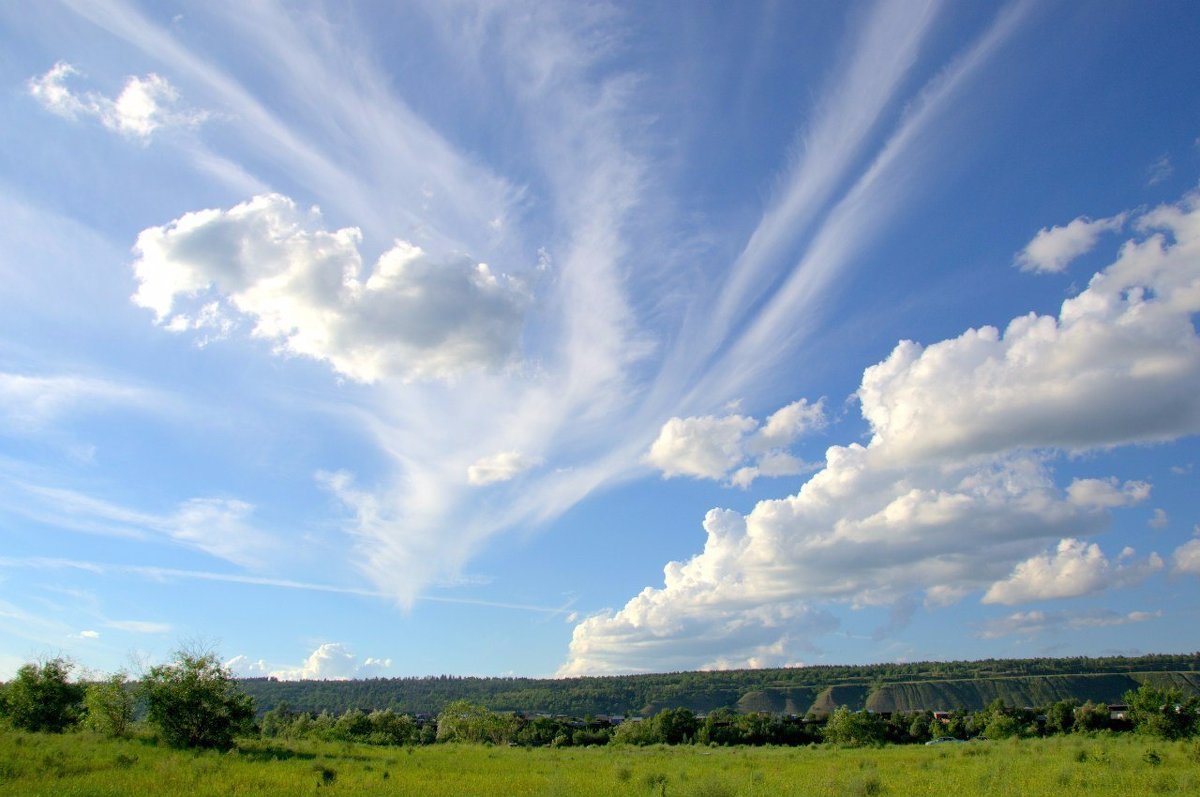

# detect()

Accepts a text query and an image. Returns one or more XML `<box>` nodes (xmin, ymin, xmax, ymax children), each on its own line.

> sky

<box><xmin>1</xmin><ymin>0</ymin><xmax>1198</xmax><ymax>682</ymax></box>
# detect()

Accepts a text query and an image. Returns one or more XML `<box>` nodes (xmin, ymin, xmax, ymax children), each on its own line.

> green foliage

<box><xmin>434</xmin><ymin>700</ymin><xmax>518</xmax><ymax>744</ymax></box>
<box><xmin>1124</xmin><ymin>684</ymin><xmax>1199</xmax><ymax>741</ymax></box>
<box><xmin>83</xmin><ymin>672</ymin><xmax>135</xmax><ymax>737</ymax></box>
<box><xmin>1045</xmin><ymin>699</ymin><xmax>1077</xmax><ymax>734</ymax></box>
<box><xmin>142</xmin><ymin>649</ymin><xmax>256</xmax><ymax>749</ymax></box>
<box><xmin>822</xmin><ymin>707</ymin><xmax>887</xmax><ymax>747</ymax></box>
<box><xmin>236</xmin><ymin>652</ymin><xmax>1200</xmax><ymax>718</ymax></box>
<box><xmin>0</xmin><ymin>657</ymin><xmax>85</xmax><ymax>733</ymax></box>
<box><xmin>1075</xmin><ymin>701</ymin><xmax>1110</xmax><ymax>733</ymax></box>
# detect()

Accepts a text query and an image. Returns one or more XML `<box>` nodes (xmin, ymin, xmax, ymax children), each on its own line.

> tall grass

<box><xmin>0</xmin><ymin>730</ymin><xmax>1196</xmax><ymax>795</ymax></box>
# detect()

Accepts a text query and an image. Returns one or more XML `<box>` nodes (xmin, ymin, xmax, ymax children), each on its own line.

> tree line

<box><xmin>4</xmin><ymin>651</ymin><xmax>1198</xmax><ymax>751</ymax></box>
<box><xmin>237</xmin><ymin>652</ymin><xmax>1200</xmax><ymax>717</ymax></box>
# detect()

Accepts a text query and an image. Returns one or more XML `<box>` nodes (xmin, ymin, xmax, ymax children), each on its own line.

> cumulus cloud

<box><xmin>562</xmin><ymin>190</ymin><xmax>1200</xmax><ymax>675</ymax></box>
<box><xmin>227</xmin><ymin>642</ymin><xmax>391</xmax><ymax>680</ymax></box>
<box><xmin>646</xmin><ymin>399</ymin><xmax>824</xmax><ymax>487</ymax></box>
<box><xmin>978</xmin><ymin>608</ymin><xmax>1160</xmax><ymax>639</ymax></box>
<box><xmin>1173</xmin><ymin>527</ymin><xmax>1200</xmax><ymax>575</ymax></box>
<box><xmin>1148</xmin><ymin>508</ymin><xmax>1169</xmax><ymax>529</ymax></box>
<box><xmin>77</xmin><ymin>629</ymin><xmax>100</xmax><ymax>639</ymax></box>
<box><xmin>1065</xmin><ymin>478</ymin><xmax>1151</xmax><ymax>509</ymax></box>
<box><xmin>1014</xmin><ymin>213</ymin><xmax>1125</xmax><ymax>273</ymax></box>
<box><xmin>467</xmin><ymin>451</ymin><xmax>540</xmax><ymax>486</ymax></box>
<box><xmin>981</xmin><ymin>538</ymin><xmax>1162</xmax><ymax>605</ymax></box>
<box><xmin>29</xmin><ymin>62</ymin><xmax>206</xmax><ymax>141</ymax></box>
<box><xmin>131</xmin><ymin>194</ymin><xmax>529</xmax><ymax>382</ymax></box>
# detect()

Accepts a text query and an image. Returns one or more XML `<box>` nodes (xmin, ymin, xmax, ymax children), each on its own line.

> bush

<box><xmin>142</xmin><ymin>648</ymin><xmax>255</xmax><ymax>749</ymax></box>
<box><xmin>0</xmin><ymin>658</ymin><xmax>85</xmax><ymax>733</ymax></box>
<box><xmin>84</xmin><ymin>672</ymin><xmax>135</xmax><ymax>737</ymax></box>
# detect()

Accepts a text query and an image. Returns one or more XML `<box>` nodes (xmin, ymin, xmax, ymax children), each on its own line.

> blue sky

<box><xmin>1</xmin><ymin>0</ymin><xmax>1198</xmax><ymax>681</ymax></box>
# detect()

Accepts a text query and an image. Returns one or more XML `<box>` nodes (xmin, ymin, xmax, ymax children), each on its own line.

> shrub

<box><xmin>142</xmin><ymin>648</ymin><xmax>255</xmax><ymax>749</ymax></box>
<box><xmin>0</xmin><ymin>658</ymin><xmax>85</xmax><ymax>733</ymax></box>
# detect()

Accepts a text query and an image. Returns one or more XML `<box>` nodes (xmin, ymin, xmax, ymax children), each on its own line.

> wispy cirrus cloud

<box><xmin>978</xmin><ymin>608</ymin><xmax>1160</xmax><ymax>640</ymax></box>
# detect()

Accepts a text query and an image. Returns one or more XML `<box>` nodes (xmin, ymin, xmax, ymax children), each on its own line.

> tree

<box><xmin>1124</xmin><ymin>684</ymin><xmax>1198</xmax><ymax>741</ymax></box>
<box><xmin>142</xmin><ymin>649</ymin><xmax>255</xmax><ymax>749</ymax></box>
<box><xmin>84</xmin><ymin>672</ymin><xmax>135</xmax><ymax>737</ymax></box>
<box><xmin>1044</xmin><ymin>700</ymin><xmax>1076</xmax><ymax>735</ymax></box>
<box><xmin>822</xmin><ymin>707</ymin><xmax>887</xmax><ymax>747</ymax></box>
<box><xmin>435</xmin><ymin>700</ymin><xmax>517</xmax><ymax>744</ymax></box>
<box><xmin>1073</xmin><ymin>701</ymin><xmax>1109</xmax><ymax>733</ymax></box>
<box><xmin>0</xmin><ymin>658</ymin><xmax>85</xmax><ymax>733</ymax></box>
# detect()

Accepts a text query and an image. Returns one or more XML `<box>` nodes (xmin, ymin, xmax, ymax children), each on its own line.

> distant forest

<box><xmin>239</xmin><ymin>652</ymin><xmax>1200</xmax><ymax>717</ymax></box>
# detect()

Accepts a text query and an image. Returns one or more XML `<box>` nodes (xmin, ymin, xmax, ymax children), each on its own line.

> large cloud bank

<box><xmin>561</xmin><ymin>191</ymin><xmax>1200</xmax><ymax>675</ymax></box>
<box><xmin>132</xmin><ymin>194</ymin><xmax>529</xmax><ymax>382</ymax></box>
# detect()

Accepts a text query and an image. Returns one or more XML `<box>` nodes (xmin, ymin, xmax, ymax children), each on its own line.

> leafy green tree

<box><xmin>142</xmin><ymin>649</ymin><xmax>255</xmax><ymax>749</ymax></box>
<box><xmin>1074</xmin><ymin>701</ymin><xmax>1109</xmax><ymax>733</ymax></box>
<box><xmin>822</xmin><ymin>707</ymin><xmax>887</xmax><ymax>747</ymax></box>
<box><xmin>260</xmin><ymin>702</ymin><xmax>297</xmax><ymax>738</ymax></box>
<box><xmin>984</xmin><ymin>713</ymin><xmax>1022</xmax><ymax>740</ymax></box>
<box><xmin>653</xmin><ymin>707</ymin><xmax>698</xmax><ymax>744</ymax></box>
<box><xmin>611</xmin><ymin>717</ymin><xmax>661</xmax><ymax>745</ymax></box>
<box><xmin>84</xmin><ymin>672</ymin><xmax>134</xmax><ymax>737</ymax></box>
<box><xmin>435</xmin><ymin>700</ymin><xmax>517</xmax><ymax>744</ymax></box>
<box><xmin>1124</xmin><ymin>684</ymin><xmax>1198</xmax><ymax>741</ymax></box>
<box><xmin>0</xmin><ymin>658</ymin><xmax>85</xmax><ymax>733</ymax></box>
<box><xmin>1044</xmin><ymin>700</ymin><xmax>1076</xmax><ymax>735</ymax></box>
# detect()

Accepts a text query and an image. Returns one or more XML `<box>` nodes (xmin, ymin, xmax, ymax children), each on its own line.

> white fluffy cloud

<box><xmin>1065</xmin><ymin>478</ymin><xmax>1151</xmax><ymax>509</ymax></box>
<box><xmin>981</xmin><ymin>538</ymin><xmax>1162</xmax><ymax>605</ymax></box>
<box><xmin>227</xmin><ymin>642</ymin><xmax>391</xmax><ymax>680</ymax></box>
<box><xmin>646</xmin><ymin>399</ymin><xmax>825</xmax><ymax>487</ymax></box>
<box><xmin>1173</xmin><ymin>527</ymin><xmax>1200</xmax><ymax>576</ymax></box>
<box><xmin>131</xmin><ymin>194</ymin><xmax>529</xmax><ymax>383</ymax></box>
<box><xmin>978</xmin><ymin>608</ymin><xmax>1160</xmax><ymax>640</ymax></box>
<box><xmin>562</xmin><ymin>191</ymin><xmax>1200</xmax><ymax>675</ymax></box>
<box><xmin>467</xmin><ymin>451</ymin><xmax>541</xmax><ymax>486</ymax></box>
<box><xmin>29</xmin><ymin>62</ymin><xmax>206</xmax><ymax>141</ymax></box>
<box><xmin>1014</xmin><ymin>213</ymin><xmax>1125</xmax><ymax>273</ymax></box>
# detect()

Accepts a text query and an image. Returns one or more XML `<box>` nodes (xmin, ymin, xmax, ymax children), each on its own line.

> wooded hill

<box><xmin>238</xmin><ymin>653</ymin><xmax>1200</xmax><ymax>717</ymax></box>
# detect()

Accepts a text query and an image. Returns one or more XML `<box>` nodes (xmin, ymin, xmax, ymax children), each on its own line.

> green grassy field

<box><xmin>1</xmin><ymin>731</ymin><xmax>1197</xmax><ymax>796</ymax></box>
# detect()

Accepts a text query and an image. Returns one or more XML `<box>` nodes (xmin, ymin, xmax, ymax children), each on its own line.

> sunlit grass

<box><xmin>0</xmin><ymin>730</ymin><xmax>1197</xmax><ymax>795</ymax></box>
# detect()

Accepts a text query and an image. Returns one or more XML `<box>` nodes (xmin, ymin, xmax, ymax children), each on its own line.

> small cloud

<box><xmin>467</xmin><ymin>451</ymin><xmax>540</xmax><ymax>486</ymax></box>
<box><xmin>28</xmin><ymin>61</ymin><xmax>207</xmax><ymax>142</ymax></box>
<box><xmin>1146</xmin><ymin>154</ymin><xmax>1173</xmax><ymax>186</ymax></box>
<box><xmin>1014</xmin><ymin>213</ymin><xmax>1126</xmax><ymax>273</ymax></box>
<box><xmin>646</xmin><ymin>398</ymin><xmax>825</xmax><ymax>487</ymax></box>
<box><xmin>982</xmin><ymin>538</ymin><xmax>1162</xmax><ymax>605</ymax></box>
<box><xmin>228</xmin><ymin>642</ymin><xmax>391</xmax><ymax>681</ymax></box>
<box><xmin>1066</xmin><ymin>477</ymin><xmax>1150</xmax><ymax>509</ymax></box>
<box><xmin>1172</xmin><ymin>529</ymin><xmax>1200</xmax><ymax>576</ymax></box>
<box><xmin>77</xmin><ymin>629</ymin><xmax>100</xmax><ymax>639</ymax></box>
<box><xmin>978</xmin><ymin>609</ymin><xmax>1160</xmax><ymax>639</ymax></box>
<box><xmin>1170</xmin><ymin>464</ymin><xmax>1193</xmax><ymax>475</ymax></box>
<box><xmin>1148</xmin><ymin>508</ymin><xmax>1169</xmax><ymax>529</ymax></box>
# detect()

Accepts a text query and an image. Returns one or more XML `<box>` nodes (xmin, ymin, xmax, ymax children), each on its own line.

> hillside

<box><xmin>237</xmin><ymin>653</ymin><xmax>1200</xmax><ymax>717</ymax></box>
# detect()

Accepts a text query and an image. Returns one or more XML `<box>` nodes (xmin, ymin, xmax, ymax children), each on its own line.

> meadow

<box><xmin>1</xmin><ymin>730</ymin><xmax>1197</xmax><ymax>797</ymax></box>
